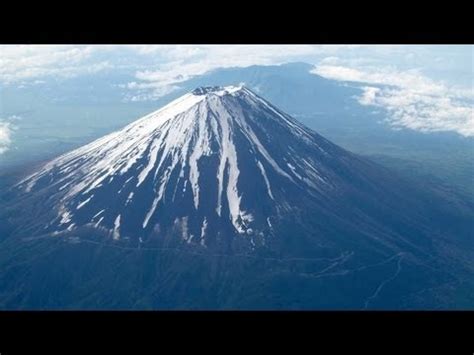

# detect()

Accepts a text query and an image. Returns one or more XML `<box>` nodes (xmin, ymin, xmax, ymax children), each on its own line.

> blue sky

<box><xmin>0</xmin><ymin>45</ymin><xmax>473</xmax><ymax>155</ymax></box>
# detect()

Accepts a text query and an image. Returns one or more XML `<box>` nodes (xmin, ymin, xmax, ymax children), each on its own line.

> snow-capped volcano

<box><xmin>15</xmin><ymin>86</ymin><xmax>396</xmax><ymax>250</ymax></box>
<box><xmin>5</xmin><ymin>86</ymin><xmax>473</xmax><ymax>310</ymax></box>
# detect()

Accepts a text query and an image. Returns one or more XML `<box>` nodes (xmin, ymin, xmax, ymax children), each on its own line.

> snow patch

<box><xmin>267</xmin><ymin>217</ymin><xmax>273</xmax><ymax>229</ymax></box>
<box><xmin>77</xmin><ymin>195</ymin><xmax>93</xmax><ymax>210</ymax></box>
<box><xmin>113</xmin><ymin>215</ymin><xmax>121</xmax><ymax>240</ymax></box>
<box><xmin>94</xmin><ymin>216</ymin><xmax>104</xmax><ymax>228</ymax></box>
<box><xmin>126</xmin><ymin>192</ymin><xmax>134</xmax><ymax>205</ymax></box>
<box><xmin>257</xmin><ymin>160</ymin><xmax>274</xmax><ymax>200</ymax></box>
<box><xmin>200</xmin><ymin>217</ymin><xmax>208</xmax><ymax>240</ymax></box>
<box><xmin>92</xmin><ymin>209</ymin><xmax>105</xmax><ymax>219</ymax></box>
<box><xmin>60</xmin><ymin>211</ymin><xmax>72</xmax><ymax>224</ymax></box>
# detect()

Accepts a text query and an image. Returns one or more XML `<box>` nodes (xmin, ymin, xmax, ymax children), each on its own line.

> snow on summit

<box><xmin>16</xmin><ymin>85</ymin><xmax>348</xmax><ymax>247</ymax></box>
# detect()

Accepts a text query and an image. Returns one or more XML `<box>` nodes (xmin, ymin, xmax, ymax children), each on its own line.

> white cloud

<box><xmin>358</xmin><ymin>86</ymin><xmax>381</xmax><ymax>106</ymax></box>
<box><xmin>0</xmin><ymin>121</ymin><xmax>14</xmax><ymax>155</ymax></box>
<box><xmin>2</xmin><ymin>45</ymin><xmax>472</xmax><ymax>137</ymax></box>
<box><xmin>0</xmin><ymin>45</ymin><xmax>363</xmax><ymax>100</ymax></box>
<box><xmin>0</xmin><ymin>45</ymin><xmax>115</xmax><ymax>83</ymax></box>
<box><xmin>312</xmin><ymin>65</ymin><xmax>474</xmax><ymax>137</ymax></box>
<box><xmin>0</xmin><ymin>115</ymin><xmax>22</xmax><ymax>155</ymax></box>
<box><xmin>0</xmin><ymin>45</ymin><xmax>358</xmax><ymax>86</ymax></box>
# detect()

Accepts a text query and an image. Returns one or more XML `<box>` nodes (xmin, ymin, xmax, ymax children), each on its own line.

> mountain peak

<box><xmin>191</xmin><ymin>85</ymin><xmax>246</xmax><ymax>96</ymax></box>
<box><xmin>16</xmin><ymin>86</ymin><xmax>338</xmax><ymax>247</ymax></box>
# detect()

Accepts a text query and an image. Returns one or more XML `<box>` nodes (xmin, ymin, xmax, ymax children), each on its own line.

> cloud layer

<box><xmin>0</xmin><ymin>45</ymin><xmax>117</xmax><ymax>84</ymax></box>
<box><xmin>1</xmin><ymin>45</ymin><xmax>472</xmax><ymax>137</ymax></box>
<box><xmin>0</xmin><ymin>121</ymin><xmax>13</xmax><ymax>155</ymax></box>
<box><xmin>312</xmin><ymin>65</ymin><xmax>474</xmax><ymax>137</ymax></box>
<box><xmin>0</xmin><ymin>45</ymin><xmax>348</xmax><ymax>85</ymax></box>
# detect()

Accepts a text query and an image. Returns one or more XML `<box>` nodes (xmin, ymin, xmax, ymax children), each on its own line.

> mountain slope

<box><xmin>1</xmin><ymin>86</ymin><xmax>472</xmax><ymax>309</ymax></box>
<box><xmin>11</xmin><ymin>86</ymin><xmax>391</xmax><ymax>250</ymax></box>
